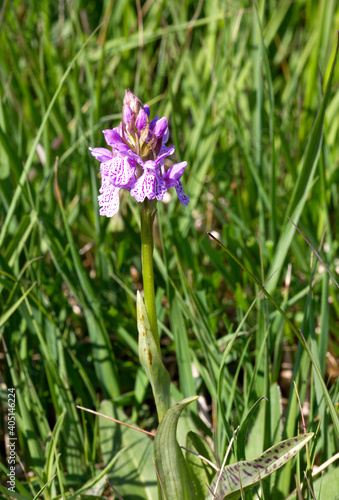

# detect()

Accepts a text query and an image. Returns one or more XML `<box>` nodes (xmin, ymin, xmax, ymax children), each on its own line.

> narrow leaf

<box><xmin>0</xmin><ymin>282</ymin><xmax>36</xmax><ymax>330</ymax></box>
<box><xmin>208</xmin><ymin>232</ymin><xmax>339</xmax><ymax>438</ymax></box>
<box><xmin>32</xmin><ymin>475</ymin><xmax>56</xmax><ymax>500</ymax></box>
<box><xmin>266</xmin><ymin>33</ymin><xmax>339</xmax><ymax>293</ymax></box>
<box><xmin>53</xmin><ymin>447</ymin><xmax>127</xmax><ymax>499</ymax></box>
<box><xmin>44</xmin><ymin>412</ymin><xmax>65</xmax><ymax>485</ymax></box>
<box><xmin>0</xmin><ymin>21</ymin><xmax>105</xmax><ymax>247</ymax></box>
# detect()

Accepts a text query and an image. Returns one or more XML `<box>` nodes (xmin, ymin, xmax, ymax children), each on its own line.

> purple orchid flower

<box><xmin>130</xmin><ymin>161</ymin><xmax>167</xmax><ymax>202</ymax></box>
<box><xmin>164</xmin><ymin>161</ymin><xmax>189</xmax><ymax>206</ymax></box>
<box><xmin>98</xmin><ymin>184</ymin><xmax>121</xmax><ymax>217</ymax></box>
<box><xmin>89</xmin><ymin>89</ymin><xmax>189</xmax><ymax>217</ymax></box>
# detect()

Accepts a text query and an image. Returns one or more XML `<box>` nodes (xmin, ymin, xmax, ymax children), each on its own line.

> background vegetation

<box><xmin>0</xmin><ymin>0</ymin><xmax>338</xmax><ymax>498</ymax></box>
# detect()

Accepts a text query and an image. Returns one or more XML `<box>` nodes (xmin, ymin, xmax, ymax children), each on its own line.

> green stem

<box><xmin>140</xmin><ymin>199</ymin><xmax>160</xmax><ymax>352</ymax></box>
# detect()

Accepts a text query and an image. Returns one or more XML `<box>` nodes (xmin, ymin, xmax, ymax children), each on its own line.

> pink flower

<box><xmin>89</xmin><ymin>90</ymin><xmax>189</xmax><ymax>217</ymax></box>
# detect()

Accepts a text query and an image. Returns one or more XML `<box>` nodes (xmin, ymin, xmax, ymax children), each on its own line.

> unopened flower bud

<box><xmin>123</xmin><ymin>105</ymin><xmax>133</xmax><ymax>125</ymax></box>
<box><xmin>135</xmin><ymin>109</ymin><xmax>148</xmax><ymax>130</ymax></box>
<box><xmin>144</xmin><ymin>104</ymin><xmax>150</xmax><ymax>117</ymax></box>
<box><xmin>124</xmin><ymin>88</ymin><xmax>143</xmax><ymax>113</ymax></box>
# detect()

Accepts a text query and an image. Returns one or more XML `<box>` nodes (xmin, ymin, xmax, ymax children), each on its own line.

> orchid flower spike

<box><xmin>89</xmin><ymin>89</ymin><xmax>189</xmax><ymax>217</ymax></box>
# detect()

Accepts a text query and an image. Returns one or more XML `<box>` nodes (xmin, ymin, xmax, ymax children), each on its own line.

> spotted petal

<box><xmin>98</xmin><ymin>184</ymin><xmax>120</xmax><ymax>218</ymax></box>
<box><xmin>175</xmin><ymin>182</ymin><xmax>189</xmax><ymax>206</ymax></box>
<box><xmin>99</xmin><ymin>174</ymin><xmax>111</xmax><ymax>193</ymax></box>
<box><xmin>130</xmin><ymin>170</ymin><xmax>167</xmax><ymax>202</ymax></box>
<box><xmin>100</xmin><ymin>155</ymin><xmax>135</xmax><ymax>187</ymax></box>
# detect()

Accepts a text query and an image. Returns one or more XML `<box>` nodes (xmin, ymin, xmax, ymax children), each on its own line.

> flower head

<box><xmin>90</xmin><ymin>89</ymin><xmax>189</xmax><ymax>217</ymax></box>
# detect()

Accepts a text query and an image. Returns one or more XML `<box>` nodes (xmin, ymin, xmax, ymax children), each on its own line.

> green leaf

<box><xmin>266</xmin><ymin>33</ymin><xmax>339</xmax><ymax>293</ymax></box>
<box><xmin>99</xmin><ymin>400</ymin><xmax>157</xmax><ymax>500</ymax></box>
<box><xmin>206</xmin><ymin>433</ymin><xmax>313</xmax><ymax>499</ymax></box>
<box><xmin>236</xmin><ymin>396</ymin><xmax>267</xmax><ymax>462</ymax></box>
<box><xmin>0</xmin><ymin>282</ymin><xmax>36</xmax><ymax>330</ymax></box>
<box><xmin>0</xmin><ymin>485</ymin><xmax>31</xmax><ymax>500</ymax></box>
<box><xmin>32</xmin><ymin>475</ymin><xmax>56</xmax><ymax>500</ymax></box>
<box><xmin>44</xmin><ymin>412</ymin><xmax>65</xmax><ymax>486</ymax></box>
<box><xmin>186</xmin><ymin>431</ymin><xmax>216</xmax><ymax>499</ymax></box>
<box><xmin>42</xmin><ymin>217</ymin><xmax>119</xmax><ymax>400</ymax></box>
<box><xmin>208</xmin><ymin>232</ymin><xmax>339</xmax><ymax>438</ymax></box>
<box><xmin>154</xmin><ymin>396</ymin><xmax>198</xmax><ymax>500</ymax></box>
<box><xmin>81</xmin><ymin>475</ymin><xmax>107</xmax><ymax>497</ymax></box>
<box><xmin>241</xmin><ymin>385</ymin><xmax>282</xmax><ymax>462</ymax></box>
<box><xmin>3</xmin><ymin>212</ymin><xmax>37</xmax><ymax>267</ymax></box>
<box><xmin>53</xmin><ymin>197</ymin><xmax>120</xmax><ymax>399</ymax></box>
<box><xmin>137</xmin><ymin>291</ymin><xmax>170</xmax><ymax>421</ymax></box>
<box><xmin>313</xmin><ymin>466</ymin><xmax>339</xmax><ymax>500</ymax></box>
<box><xmin>52</xmin><ymin>445</ymin><xmax>126</xmax><ymax>499</ymax></box>
<box><xmin>170</xmin><ymin>295</ymin><xmax>196</xmax><ymax>401</ymax></box>
<box><xmin>0</xmin><ymin>21</ymin><xmax>105</xmax><ymax>248</ymax></box>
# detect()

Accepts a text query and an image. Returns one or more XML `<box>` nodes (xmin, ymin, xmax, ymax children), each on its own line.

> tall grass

<box><xmin>1</xmin><ymin>1</ymin><xmax>338</xmax><ymax>499</ymax></box>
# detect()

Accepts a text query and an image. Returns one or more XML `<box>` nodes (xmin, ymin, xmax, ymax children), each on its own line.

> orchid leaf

<box><xmin>206</xmin><ymin>433</ymin><xmax>313</xmax><ymax>499</ymax></box>
<box><xmin>154</xmin><ymin>396</ymin><xmax>199</xmax><ymax>500</ymax></box>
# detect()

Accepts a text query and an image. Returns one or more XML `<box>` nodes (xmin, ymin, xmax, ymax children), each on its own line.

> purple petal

<box><xmin>130</xmin><ymin>170</ymin><xmax>167</xmax><ymax>202</ymax></box>
<box><xmin>159</xmin><ymin>144</ymin><xmax>174</xmax><ymax>158</ymax></box>
<box><xmin>165</xmin><ymin>161</ymin><xmax>187</xmax><ymax>184</ymax></box>
<box><xmin>113</xmin><ymin>142</ymin><xmax>132</xmax><ymax>156</ymax></box>
<box><xmin>135</xmin><ymin>109</ymin><xmax>148</xmax><ymax>130</ymax></box>
<box><xmin>156</xmin><ymin>145</ymin><xmax>175</xmax><ymax>163</ymax></box>
<box><xmin>102</xmin><ymin>128</ymin><xmax>123</xmax><ymax>147</ymax></box>
<box><xmin>120</xmin><ymin>149</ymin><xmax>145</xmax><ymax>166</ymax></box>
<box><xmin>99</xmin><ymin>175</ymin><xmax>111</xmax><ymax>193</ymax></box>
<box><xmin>175</xmin><ymin>181</ymin><xmax>189</xmax><ymax>206</ymax></box>
<box><xmin>144</xmin><ymin>104</ymin><xmax>150</xmax><ymax>117</ymax></box>
<box><xmin>142</xmin><ymin>160</ymin><xmax>158</xmax><ymax>170</ymax></box>
<box><xmin>100</xmin><ymin>155</ymin><xmax>135</xmax><ymax>187</ymax></box>
<box><xmin>162</xmin><ymin>127</ymin><xmax>169</xmax><ymax>144</ymax></box>
<box><xmin>123</xmin><ymin>89</ymin><xmax>134</xmax><ymax>107</ymax></box>
<box><xmin>149</xmin><ymin>116</ymin><xmax>159</xmax><ymax>131</ymax></box>
<box><xmin>89</xmin><ymin>147</ymin><xmax>113</xmax><ymax>163</ymax></box>
<box><xmin>153</xmin><ymin>117</ymin><xmax>168</xmax><ymax>138</ymax></box>
<box><xmin>98</xmin><ymin>184</ymin><xmax>120</xmax><ymax>217</ymax></box>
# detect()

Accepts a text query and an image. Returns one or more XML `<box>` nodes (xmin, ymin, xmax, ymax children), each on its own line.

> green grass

<box><xmin>1</xmin><ymin>1</ymin><xmax>339</xmax><ymax>499</ymax></box>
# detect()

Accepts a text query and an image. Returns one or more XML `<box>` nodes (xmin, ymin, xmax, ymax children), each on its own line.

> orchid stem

<box><xmin>140</xmin><ymin>199</ymin><xmax>160</xmax><ymax>352</ymax></box>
